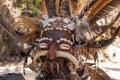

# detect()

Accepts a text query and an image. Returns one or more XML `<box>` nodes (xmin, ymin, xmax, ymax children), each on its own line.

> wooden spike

<box><xmin>86</xmin><ymin>0</ymin><xmax>112</xmax><ymax>21</ymax></box>
<box><xmin>55</xmin><ymin>0</ymin><xmax>60</xmax><ymax>16</ymax></box>
<box><xmin>59</xmin><ymin>0</ymin><xmax>65</xmax><ymax>16</ymax></box>
<box><xmin>68</xmin><ymin>0</ymin><xmax>77</xmax><ymax>16</ymax></box>
<box><xmin>39</xmin><ymin>0</ymin><xmax>48</xmax><ymax>16</ymax></box>
<box><xmin>73</xmin><ymin>0</ymin><xmax>90</xmax><ymax>16</ymax></box>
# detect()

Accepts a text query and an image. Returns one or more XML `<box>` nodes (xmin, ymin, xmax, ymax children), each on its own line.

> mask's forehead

<box><xmin>42</xmin><ymin>30</ymin><xmax>72</xmax><ymax>41</ymax></box>
<box><xmin>42</xmin><ymin>18</ymin><xmax>73</xmax><ymax>41</ymax></box>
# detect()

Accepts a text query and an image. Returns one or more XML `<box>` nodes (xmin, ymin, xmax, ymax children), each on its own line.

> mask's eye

<box><xmin>60</xmin><ymin>44</ymin><xmax>71</xmax><ymax>50</ymax></box>
<box><xmin>39</xmin><ymin>43</ymin><xmax>48</xmax><ymax>49</ymax></box>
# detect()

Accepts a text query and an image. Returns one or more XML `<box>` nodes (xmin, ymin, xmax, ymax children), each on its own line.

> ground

<box><xmin>0</xmin><ymin>58</ymin><xmax>120</xmax><ymax>80</ymax></box>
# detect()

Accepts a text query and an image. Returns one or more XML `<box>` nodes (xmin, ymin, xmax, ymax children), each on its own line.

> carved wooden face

<box><xmin>32</xmin><ymin>20</ymin><xmax>78</xmax><ymax>79</ymax></box>
<box><xmin>38</xmin><ymin>19</ymin><xmax>74</xmax><ymax>55</ymax></box>
<box><xmin>39</xmin><ymin>29</ymin><xmax>73</xmax><ymax>54</ymax></box>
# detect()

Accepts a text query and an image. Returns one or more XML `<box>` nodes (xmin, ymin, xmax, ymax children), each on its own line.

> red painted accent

<box><xmin>47</xmin><ymin>43</ymin><xmax>56</xmax><ymax>59</ymax></box>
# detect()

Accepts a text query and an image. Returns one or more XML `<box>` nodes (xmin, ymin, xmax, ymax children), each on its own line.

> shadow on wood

<box><xmin>0</xmin><ymin>73</ymin><xmax>25</xmax><ymax>80</ymax></box>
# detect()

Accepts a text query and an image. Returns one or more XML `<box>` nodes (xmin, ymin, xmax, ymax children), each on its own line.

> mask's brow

<box><xmin>39</xmin><ymin>37</ymin><xmax>53</xmax><ymax>42</ymax></box>
<box><xmin>56</xmin><ymin>37</ymin><xmax>73</xmax><ymax>45</ymax></box>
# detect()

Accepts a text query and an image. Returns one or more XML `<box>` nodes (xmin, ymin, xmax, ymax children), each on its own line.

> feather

<box><xmin>87</xmin><ymin>67</ymin><xmax>111</xmax><ymax>80</ymax></box>
<box><xmin>10</xmin><ymin>16</ymin><xmax>42</xmax><ymax>43</ymax></box>
<box><xmin>68</xmin><ymin>0</ymin><xmax>77</xmax><ymax>16</ymax></box>
<box><xmin>86</xmin><ymin>0</ymin><xmax>112</xmax><ymax>21</ymax></box>
<box><xmin>73</xmin><ymin>0</ymin><xmax>92</xmax><ymax>17</ymax></box>
<box><xmin>55</xmin><ymin>0</ymin><xmax>60</xmax><ymax>16</ymax></box>
<box><xmin>59</xmin><ymin>0</ymin><xmax>70</xmax><ymax>17</ymax></box>
<box><xmin>45</xmin><ymin>0</ymin><xmax>56</xmax><ymax>18</ymax></box>
<box><xmin>89</xmin><ymin>26</ymin><xmax>120</xmax><ymax>48</ymax></box>
<box><xmin>89</xmin><ymin>0</ymin><xmax>120</xmax><ymax>24</ymax></box>
<box><xmin>39</xmin><ymin>0</ymin><xmax>48</xmax><ymax>17</ymax></box>
<box><xmin>75</xmin><ymin>16</ymin><xmax>92</xmax><ymax>42</ymax></box>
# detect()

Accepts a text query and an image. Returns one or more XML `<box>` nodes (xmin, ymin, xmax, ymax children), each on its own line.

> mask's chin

<box><xmin>30</xmin><ymin>50</ymin><xmax>82</xmax><ymax>79</ymax></box>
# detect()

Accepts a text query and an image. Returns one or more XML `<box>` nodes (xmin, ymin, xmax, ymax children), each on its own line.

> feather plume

<box><xmin>55</xmin><ymin>0</ymin><xmax>60</xmax><ymax>16</ymax></box>
<box><xmin>73</xmin><ymin>0</ymin><xmax>92</xmax><ymax>17</ymax></box>
<box><xmin>39</xmin><ymin>0</ymin><xmax>48</xmax><ymax>17</ymax></box>
<box><xmin>75</xmin><ymin>16</ymin><xmax>92</xmax><ymax>42</ymax></box>
<box><xmin>86</xmin><ymin>0</ymin><xmax>112</xmax><ymax>21</ymax></box>
<box><xmin>68</xmin><ymin>0</ymin><xmax>77</xmax><ymax>16</ymax></box>
<box><xmin>89</xmin><ymin>0</ymin><xmax>120</xmax><ymax>24</ymax></box>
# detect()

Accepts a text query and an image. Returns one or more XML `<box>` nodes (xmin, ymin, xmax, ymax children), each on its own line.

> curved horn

<box><xmin>56</xmin><ymin>51</ymin><xmax>81</xmax><ymax>70</ymax></box>
<box><xmin>33</xmin><ymin>50</ymin><xmax>48</xmax><ymax>64</ymax></box>
<box><xmin>33</xmin><ymin>50</ymin><xmax>81</xmax><ymax>70</ymax></box>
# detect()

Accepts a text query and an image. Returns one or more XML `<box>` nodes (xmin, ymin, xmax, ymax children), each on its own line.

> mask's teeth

<box><xmin>50</xmin><ymin>28</ymin><xmax>53</xmax><ymax>30</ymax></box>
<box><xmin>60</xmin><ymin>38</ymin><xmax>64</xmax><ymax>41</ymax></box>
<box><xmin>57</xmin><ymin>40</ymin><xmax>60</xmax><ymax>43</ymax></box>
<box><xmin>67</xmin><ymin>40</ymin><xmax>72</xmax><ymax>45</ymax></box>
<box><xmin>39</xmin><ymin>37</ymin><xmax>53</xmax><ymax>42</ymax></box>
<box><xmin>49</xmin><ymin>38</ymin><xmax>53</xmax><ymax>41</ymax></box>
<box><xmin>57</xmin><ymin>38</ymin><xmax>73</xmax><ymax>45</ymax></box>
<box><xmin>60</xmin><ymin>28</ymin><xmax>63</xmax><ymax>30</ymax></box>
<box><xmin>64</xmin><ymin>38</ymin><xmax>67</xmax><ymax>42</ymax></box>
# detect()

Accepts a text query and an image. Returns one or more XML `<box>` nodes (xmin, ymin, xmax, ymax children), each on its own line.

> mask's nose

<box><xmin>46</xmin><ymin>43</ymin><xmax>56</xmax><ymax>59</ymax></box>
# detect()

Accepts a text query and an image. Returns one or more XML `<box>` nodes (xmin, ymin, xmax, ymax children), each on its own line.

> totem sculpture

<box><xmin>0</xmin><ymin>0</ymin><xmax>120</xmax><ymax>80</ymax></box>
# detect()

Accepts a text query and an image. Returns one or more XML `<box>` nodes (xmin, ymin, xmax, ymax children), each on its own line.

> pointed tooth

<box><xmin>68</xmin><ymin>40</ymin><xmax>71</xmax><ymax>43</ymax></box>
<box><xmin>42</xmin><ymin>37</ymin><xmax>46</xmax><ymax>40</ymax></box>
<box><xmin>57</xmin><ymin>40</ymin><xmax>60</xmax><ymax>43</ymax></box>
<box><xmin>40</xmin><ymin>38</ymin><xmax>43</xmax><ymax>41</ymax></box>
<box><xmin>60</xmin><ymin>28</ymin><xmax>63</xmax><ymax>30</ymax></box>
<box><xmin>60</xmin><ymin>38</ymin><xmax>64</xmax><ymax>41</ymax></box>
<box><xmin>49</xmin><ymin>38</ymin><xmax>53</xmax><ymax>41</ymax></box>
<box><xmin>50</xmin><ymin>28</ymin><xmax>53</xmax><ymax>30</ymax></box>
<box><xmin>46</xmin><ymin>38</ymin><xmax>48</xmax><ymax>40</ymax></box>
<box><xmin>44</xmin><ymin>28</ymin><xmax>47</xmax><ymax>31</ymax></box>
<box><xmin>64</xmin><ymin>38</ymin><xmax>67</xmax><ymax>42</ymax></box>
<box><xmin>70</xmin><ymin>42</ymin><xmax>73</xmax><ymax>45</ymax></box>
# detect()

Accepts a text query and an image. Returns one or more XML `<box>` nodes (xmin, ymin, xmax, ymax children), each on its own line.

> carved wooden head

<box><xmin>0</xmin><ymin>0</ymin><xmax>119</xmax><ymax>80</ymax></box>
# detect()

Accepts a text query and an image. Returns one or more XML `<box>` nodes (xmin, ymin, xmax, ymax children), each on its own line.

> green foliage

<box><xmin>34</xmin><ymin>0</ymin><xmax>42</xmax><ymax>7</ymax></box>
<box><xmin>19</xmin><ymin>0</ymin><xmax>42</xmax><ymax>16</ymax></box>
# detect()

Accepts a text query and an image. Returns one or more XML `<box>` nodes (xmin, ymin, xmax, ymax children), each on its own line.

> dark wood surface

<box><xmin>0</xmin><ymin>73</ymin><xmax>25</xmax><ymax>80</ymax></box>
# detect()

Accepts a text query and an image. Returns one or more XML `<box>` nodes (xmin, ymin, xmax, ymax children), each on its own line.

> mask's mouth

<box><xmin>30</xmin><ymin>50</ymin><xmax>82</xmax><ymax>79</ymax></box>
